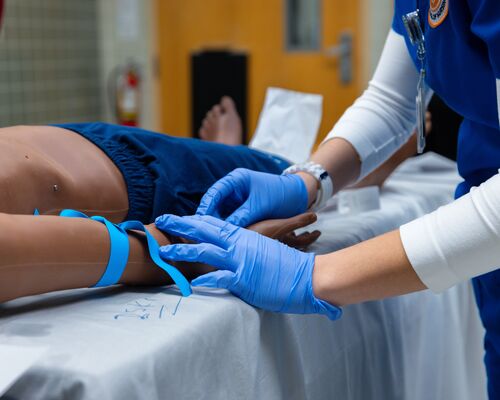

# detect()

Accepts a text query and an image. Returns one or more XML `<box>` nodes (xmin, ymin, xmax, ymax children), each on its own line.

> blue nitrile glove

<box><xmin>196</xmin><ymin>168</ymin><xmax>308</xmax><ymax>227</ymax></box>
<box><xmin>156</xmin><ymin>214</ymin><xmax>341</xmax><ymax>320</ymax></box>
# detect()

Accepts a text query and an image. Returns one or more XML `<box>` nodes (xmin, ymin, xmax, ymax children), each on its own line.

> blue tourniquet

<box><xmin>56</xmin><ymin>209</ymin><xmax>191</xmax><ymax>296</ymax></box>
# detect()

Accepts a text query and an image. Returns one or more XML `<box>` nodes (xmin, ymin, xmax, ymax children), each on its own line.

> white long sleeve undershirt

<box><xmin>324</xmin><ymin>29</ymin><xmax>433</xmax><ymax>179</ymax></box>
<box><xmin>324</xmin><ymin>29</ymin><xmax>500</xmax><ymax>292</ymax></box>
<box><xmin>401</xmin><ymin>172</ymin><xmax>500</xmax><ymax>292</ymax></box>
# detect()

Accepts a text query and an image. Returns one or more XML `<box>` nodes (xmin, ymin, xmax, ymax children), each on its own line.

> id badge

<box><xmin>403</xmin><ymin>10</ymin><xmax>427</xmax><ymax>154</ymax></box>
<box><xmin>416</xmin><ymin>69</ymin><xmax>426</xmax><ymax>154</ymax></box>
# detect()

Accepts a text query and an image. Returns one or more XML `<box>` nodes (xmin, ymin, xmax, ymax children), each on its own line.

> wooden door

<box><xmin>156</xmin><ymin>0</ymin><xmax>363</xmax><ymax>145</ymax></box>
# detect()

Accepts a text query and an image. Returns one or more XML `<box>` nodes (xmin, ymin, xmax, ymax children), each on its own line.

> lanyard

<box><xmin>403</xmin><ymin>7</ymin><xmax>427</xmax><ymax>153</ymax></box>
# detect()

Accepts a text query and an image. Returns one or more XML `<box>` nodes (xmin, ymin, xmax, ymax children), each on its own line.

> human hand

<box><xmin>156</xmin><ymin>214</ymin><xmax>341</xmax><ymax>320</ymax></box>
<box><xmin>196</xmin><ymin>168</ymin><xmax>308</xmax><ymax>227</ymax></box>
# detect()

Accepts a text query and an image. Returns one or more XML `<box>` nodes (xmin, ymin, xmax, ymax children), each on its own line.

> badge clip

<box><xmin>403</xmin><ymin>10</ymin><xmax>427</xmax><ymax>153</ymax></box>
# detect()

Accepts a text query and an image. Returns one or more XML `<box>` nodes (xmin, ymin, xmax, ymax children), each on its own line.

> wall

<box><xmin>97</xmin><ymin>0</ymin><xmax>159</xmax><ymax>131</ymax></box>
<box><xmin>360</xmin><ymin>0</ymin><xmax>393</xmax><ymax>84</ymax></box>
<box><xmin>0</xmin><ymin>0</ymin><xmax>101</xmax><ymax>126</ymax></box>
<box><xmin>0</xmin><ymin>1</ymin><xmax>390</xmax><ymax>130</ymax></box>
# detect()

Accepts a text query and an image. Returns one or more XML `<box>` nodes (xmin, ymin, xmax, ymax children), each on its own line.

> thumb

<box><xmin>196</xmin><ymin>173</ymin><xmax>241</xmax><ymax>216</ymax></box>
<box><xmin>196</xmin><ymin>188</ymin><xmax>222</xmax><ymax>217</ymax></box>
<box><xmin>192</xmin><ymin>270</ymin><xmax>235</xmax><ymax>289</ymax></box>
<box><xmin>226</xmin><ymin>202</ymin><xmax>258</xmax><ymax>227</ymax></box>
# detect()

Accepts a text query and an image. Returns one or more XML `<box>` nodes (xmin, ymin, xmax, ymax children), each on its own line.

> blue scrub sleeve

<box><xmin>391</xmin><ymin>2</ymin><xmax>405</xmax><ymax>35</ymax></box>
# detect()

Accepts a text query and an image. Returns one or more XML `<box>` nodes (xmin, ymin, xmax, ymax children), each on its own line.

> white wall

<box><xmin>97</xmin><ymin>0</ymin><xmax>159</xmax><ymax>131</ymax></box>
<box><xmin>360</xmin><ymin>0</ymin><xmax>393</xmax><ymax>84</ymax></box>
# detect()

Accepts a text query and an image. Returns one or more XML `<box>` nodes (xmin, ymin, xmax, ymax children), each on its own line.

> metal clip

<box><xmin>402</xmin><ymin>10</ymin><xmax>425</xmax><ymax>61</ymax></box>
<box><xmin>403</xmin><ymin>10</ymin><xmax>427</xmax><ymax>153</ymax></box>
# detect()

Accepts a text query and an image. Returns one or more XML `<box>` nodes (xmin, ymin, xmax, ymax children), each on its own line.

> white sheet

<box><xmin>0</xmin><ymin>153</ymin><xmax>486</xmax><ymax>400</ymax></box>
<box><xmin>0</xmin><ymin>345</ymin><xmax>47</xmax><ymax>396</ymax></box>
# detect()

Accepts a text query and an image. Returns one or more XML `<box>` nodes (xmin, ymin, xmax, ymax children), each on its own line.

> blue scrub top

<box><xmin>393</xmin><ymin>2</ymin><xmax>500</xmax><ymax>397</ymax></box>
<box><xmin>392</xmin><ymin>0</ymin><xmax>500</xmax><ymax>196</ymax></box>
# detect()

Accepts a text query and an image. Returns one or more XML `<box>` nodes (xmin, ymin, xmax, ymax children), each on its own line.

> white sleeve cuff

<box><xmin>400</xmin><ymin>216</ymin><xmax>460</xmax><ymax>293</ymax></box>
<box><xmin>325</xmin><ymin>118</ymin><xmax>389</xmax><ymax>178</ymax></box>
<box><xmin>400</xmin><ymin>171</ymin><xmax>500</xmax><ymax>293</ymax></box>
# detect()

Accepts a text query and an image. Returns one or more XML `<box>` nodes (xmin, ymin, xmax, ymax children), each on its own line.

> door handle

<box><xmin>325</xmin><ymin>31</ymin><xmax>353</xmax><ymax>85</ymax></box>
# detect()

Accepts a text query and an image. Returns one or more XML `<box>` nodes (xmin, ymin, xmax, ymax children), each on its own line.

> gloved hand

<box><xmin>156</xmin><ymin>214</ymin><xmax>341</xmax><ymax>320</ymax></box>
<box><xmin>196</xmin><ymin>168</ymin><xmax>308</xmax><ymax>227</ymax></box>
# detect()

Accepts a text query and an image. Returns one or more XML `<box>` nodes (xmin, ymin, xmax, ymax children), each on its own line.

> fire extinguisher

<box><xmin>0</xmin><ymin>0</ymin><xmax>4</xmax><ymax>32</ymax></box>
<box><xmin>109</xmin><ymin>61</ymin><xmax>141</xmax><ymax>127</ymax></box>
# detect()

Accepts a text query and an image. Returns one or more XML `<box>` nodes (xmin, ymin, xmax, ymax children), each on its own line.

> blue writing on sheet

<box><xmin>114</xmin><ymin>296</ymin><xmax>183</xmax><ymax>320</ymax></box>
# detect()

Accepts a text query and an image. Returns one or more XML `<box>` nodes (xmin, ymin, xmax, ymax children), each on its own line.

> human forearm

<box><xmin>296</xmin><ymin>138</ymin><xmax>361</xmax><ymax>206</ymax></box>
<box><xmin>354</xmin><ymin>112</ymin><xmax>431</xmax><ymax>189</ymax></box>
<box><xmin>312</xmin><ymin>229</ymin><xmax>426</xmax><ymax>306</ymax></box>
<box><xmin>322</xmin><ymin>31</ymin><xmax>424</xmax><ymax>180</ymax></box>
<box><xmin>299</xmin><ymin>131</ymin><xmax>419</xmax><ymax>205</ymax></box>
<box><xmin>313</xmin><ymin>171</ymin><xmax>500</xmax><ymax>306</ymax></box>
<box><xmin>297</xmin><ymin>31</ymin><xmax>424</xmax><ymax>204</ymax></box>
<box><xmin>352</xmin><ymin>132</ymin><xmax>418</xmax><ymax>189</ymax></box>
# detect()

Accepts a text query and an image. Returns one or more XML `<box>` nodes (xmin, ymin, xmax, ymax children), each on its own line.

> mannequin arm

<box><xmin>0</xmin><ymin>212</ymin><xmax>319</xmax><ymax>303</ymax></box>
<box><xmin>0</xmin><ymin>213</ymin><xmax>169</xmax><ymax>303</ymax></box>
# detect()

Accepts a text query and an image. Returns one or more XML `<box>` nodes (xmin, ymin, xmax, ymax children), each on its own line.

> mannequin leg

<box><xmin>0</xmin><ymin>126</ymin><xmax>128</xmax><ymax>221</ymax></box>
<box><xmin>0</xmin><ymin>212</ymin><xmax>319</xmax><ymax>304</ymax></box>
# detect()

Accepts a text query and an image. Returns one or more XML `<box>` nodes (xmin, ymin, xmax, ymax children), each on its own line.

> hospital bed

<box><xmin>0</xmin><ymin>152</ymin><xmax>487</xmax><ymax>400</ymax></box>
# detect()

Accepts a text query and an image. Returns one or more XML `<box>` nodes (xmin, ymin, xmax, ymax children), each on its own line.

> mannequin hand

<box><xmin>156</xmin><ymin>214</ymin><xmax>341</xmax><ymax>320</ymax></box>
<box><xmin>196</xmin><ymin>168</ymin><xmax>308</xmax><ymax>227</ymax></box>
<box><xmin>248</xmin><ymin>212</ymin><xmax>321</xmax><ymax>250</ymax></box>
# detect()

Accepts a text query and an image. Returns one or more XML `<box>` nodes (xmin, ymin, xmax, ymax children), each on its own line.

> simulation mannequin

<box><xmin>0</xmin><ymin>118</ymin><xmax>428</xmax><ymax>304</ymax></box>
<box><xmin>0</xmin><ymin>124</ymin><xmax>320</xmax><ymax>303</ymax></box>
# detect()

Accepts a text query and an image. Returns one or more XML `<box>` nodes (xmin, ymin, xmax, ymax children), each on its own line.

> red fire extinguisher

<box><xmin>0</xmin><ymin>0</ymin><xmax>5</xmax><ymax>32</ymax></box>
<box><xmin>109</xmin><ymin>61</ymin><xmax>141</xmax><ymax>127</ymax></box>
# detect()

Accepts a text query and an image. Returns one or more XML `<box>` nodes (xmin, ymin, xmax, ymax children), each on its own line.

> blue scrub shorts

<box><xmin>54</xmin><ymin>123</ymin><xmax>290</xmax><ymax>223</ymax></box>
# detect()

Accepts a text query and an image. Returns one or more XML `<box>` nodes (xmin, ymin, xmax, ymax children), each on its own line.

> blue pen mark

<box><xmin>172</xmin><ymin>297</ymin><xmax>182</xmax><ymax>316</ymax></box>
<box><xmin>128</xmin><ymin>299</ymin><xmax>155</xmax><ymax>308</ymax></box>
<box><xmin>114</xmin><ymin>312</ymin><xmax>150</xmax><ymax>320</ymax></box>
<box><xmin>113</xmin><ymin>295</ymin><xmax>184</xmax><ymax>320</ymax></box>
